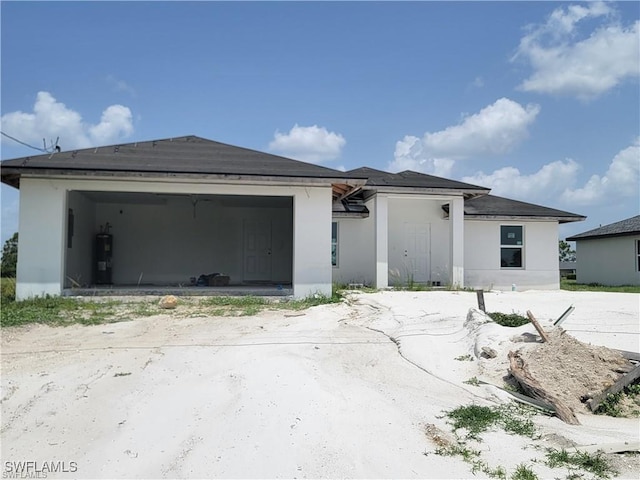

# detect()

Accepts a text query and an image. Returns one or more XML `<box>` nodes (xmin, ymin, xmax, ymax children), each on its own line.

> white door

<box><xmin>243</xmin><ymin>219</ymin><xmax>272</xmax><ymax>282</ymax></box>
<box><xmin>404</xmin><ymin>223</ymin><xmax>430</xmax><ymax>283</ymax></box>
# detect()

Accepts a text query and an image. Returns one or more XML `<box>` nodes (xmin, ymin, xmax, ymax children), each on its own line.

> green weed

<box><xmin>545</xmin><ymin>449</ymin><xmax>617</xmax><ymax>479</ymax></box>
<box><xmin>455</xmin><ymin>354</ymin><xmax>474</xmax><ymax>361</ymax></box>
<box><xmin>445</xmin><ymin>403</ymin><xmax>537</xmax><ymax>440</ymax></box>
<box><xmin>488</xmin><ymin>312</ymin><xmax>529</xmax><ymax>327</ymax></box>
<box><xmin>560</xmin><ymin>280</ymin><xmax>640</xmax><ymax>293</ymax></box>
<box><xmin>511</xmin><ymin>463</ymin><xmax>539</xmax><ymax>480</ymax></box>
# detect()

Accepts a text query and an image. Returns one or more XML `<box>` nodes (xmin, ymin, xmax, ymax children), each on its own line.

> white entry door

<box><xmin>404</xmin><ymin>223</ymin><xmax>430</xmax><ymax>283</ymax></box>
<box><xmin>243</xmin><ymin>219</ymin><xmax>272</xmax><ymax>282</ymax></box>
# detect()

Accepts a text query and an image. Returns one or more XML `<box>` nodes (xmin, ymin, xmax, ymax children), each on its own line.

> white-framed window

<box><xmin>636</xmin><ymin>239</ymin><xmax>640</xmax><ymax>272</ymax></box>
<box><xmin>500</xmin><ymin>225</ymin><xmax>523</xmax><ymax>268</ymax></box>
<box><xmin>332</xmin><ymin>222</ymin><xmax>338</xmax><ymax>267</ymax></box>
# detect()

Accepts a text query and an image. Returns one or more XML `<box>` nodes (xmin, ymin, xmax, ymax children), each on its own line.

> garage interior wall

<box><xmin>66</xmin><ymin>191</ymin><xmax>96</xmax><ymax>287</ymax></box>
<box><xmin>64</xmin><ymin>192</ymin><xmax>293</xmax><ymax>287</ymax></box>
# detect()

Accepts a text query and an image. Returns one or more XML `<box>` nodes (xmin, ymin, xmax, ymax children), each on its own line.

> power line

<box><xmin>1</xmin><ymin>131</ymin><xmax>60</xmax><ymax>153</ymax></box>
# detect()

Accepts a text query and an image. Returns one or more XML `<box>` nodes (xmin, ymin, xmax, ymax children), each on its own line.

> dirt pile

<box><xmin>512</xmin><ymin>328</ymin><xmax>635</xmax><ymax>416</ymax></box>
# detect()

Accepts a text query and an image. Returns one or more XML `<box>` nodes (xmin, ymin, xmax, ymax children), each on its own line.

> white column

<box><xmin>16</xmin><ymin>179</ymin><xmax>66</xmax><ymax>299</ymax></box>
<box><xmin>292</xmin><ymin>187</ymin><xmax>332</xmax><ymax>298</ymax></box>
<box><xmin>450</xmin><ymin>196</ymin><xmax>464</xmax><ymax>288</ymax></box>
<box><xmin>374</xmin><ymin>193</ymin><xmax>389</xmax><ymax>289</ymax></box>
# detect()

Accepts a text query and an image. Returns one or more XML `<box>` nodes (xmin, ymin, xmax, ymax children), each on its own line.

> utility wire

<box><xmin>1</xmin><ymin>131</ymin><xmax>59</xmax><ymax>153</ymax></box>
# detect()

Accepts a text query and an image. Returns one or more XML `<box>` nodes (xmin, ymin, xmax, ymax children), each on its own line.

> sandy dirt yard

<box><xmin>1</xmin><ymin>290</ymin><xmax>639</xmax><ymax>479</ymax></box>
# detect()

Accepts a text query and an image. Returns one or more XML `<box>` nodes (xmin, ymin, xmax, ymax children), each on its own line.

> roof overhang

<box><xmin>566</xmin><ymin>231</ymin><xmax>640</xmax><ymax>241</ymax></box>
<box><xmin>464</xmin><ymin>214</ymin><xmax>587</xmax><ymax>224</ymax></box>
<box><xmin>1</xmin><ymin>169</ymin><xmax>368</xmax><ymax>192</ymax></box>
<box><xmin>361</xmin><ymin>186</ymin><xmax>489</xmax><ymax>200</ymax></box>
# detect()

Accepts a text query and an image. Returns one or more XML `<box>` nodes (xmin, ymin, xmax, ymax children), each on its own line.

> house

<box><xmin>0</xmin><ymin>135</ymin><xmax>585</xmax><ymax>300</ymax></box>
<box><xmin>559</xmin><ymin>261</ymin><xmax>577</xmax><ymax>278</ymax></box>
<box><xmin>566</xmin><ymin>215</ymin><xmax>640</xmax><ymax>286</ymax></box>
<box><xmin>333</xmin><ymin>168</ymin><xmax>585</xmax><ymax>290</ymax></box>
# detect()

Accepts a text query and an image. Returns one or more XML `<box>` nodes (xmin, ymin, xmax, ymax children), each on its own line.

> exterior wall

<box><xmin>293</xmin><ymin>187</ymin><xmax>332</xmax><ymax>297</ymax></box>
<box><xmin>16</xmin><ymin>179</ymin><xmax>66</xmax><ymax>298</ymax></box>
<box><xmin>464</xmin><ymin>219</ymin><xmax>560</xmax><ymax>290</ymax></box>
<box><xmin>387</xmin><ymin>196</ymin><xmax>452</xmax><ymax>286</ymax></box>
<box><xmin>331</xmin><ymin>201</ymin><xmax>376</xmax><ymax>286</ymax></box>
<box><xmin>575</xmin><ymin>235</ymin><xmax>640</xmax><ymax>286</ymax></box>
<box><xmin>16</xmin><ymin>177</ymin><xmax>331</xmax><ymax>299</ymax></box>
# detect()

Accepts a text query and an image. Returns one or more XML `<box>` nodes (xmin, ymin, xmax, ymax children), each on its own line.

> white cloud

<box><xmin>106</xmin><ymin>75</ymin><xmax>136</xmax><ymax>97</ymax></box>
<box><xmin>462</xmin><ymin>140</ymin><xmax>640</xmax><ymax>207</ymax></box>
<box><xmin>389</xmin><ymin>98</ymin><xmax>540</xmax><ymax>175</ymax></box>
<box><xmin>561</xmin><ymin>139</ymin><xmax>640</xmax><ymax>205</ymax></box>
<box><xmin>268</xmin><ymin>124</ymin><xmax>346</xmax><ymax>163</ymax></box>
<box><xmin>462</xmin><ymin>159</ymin><xmax>581</xmax><ymax>202</ymax></box>
<box><xmin>0</xmin><ymin>91</ymin><xmax>134</xmax><ymax>151</ymax></box>
<box><xmin>514</xmin><ymin>1</ymin><xmax>640</xmax><ymax>99</ymax></box>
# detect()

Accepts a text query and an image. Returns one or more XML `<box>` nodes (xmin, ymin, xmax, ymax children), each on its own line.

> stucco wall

<box><xmin>15</xmin><ymin>177</ymin><xmax>331</xmax><ymax>299</ymax></box>
<box><xmin>331</xmin><ymin>209</ymin><xmax>375</xmax><ymax>286</ymax></box>
<box><xmin>575</xmin><ymin>236</ymin><xmax>640</xmax><ymax>286</ymax></box>
<box><xmin>464</xmin><ymin>220</ymin><xmax>560</xmax><ymax>290</ymax></box>
<box><xmin>387</xmin><ymin>196</ymin><xmax>451</xmax><ymax>286</ymax></box>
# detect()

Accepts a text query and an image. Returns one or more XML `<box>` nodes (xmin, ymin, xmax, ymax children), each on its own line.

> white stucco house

<box><xmin>1</xmin><ymin>135</ymin><xmax>585</xmax><ymax>300</ymax></box>
<box><xmin>566</xmin><ymin>215</ymin><xmax>640</xmax><ymax>286</ymax></box>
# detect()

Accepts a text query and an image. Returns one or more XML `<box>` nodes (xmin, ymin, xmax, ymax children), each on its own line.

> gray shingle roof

<box><xmin>566</xmin><ymin>215</ymin><xmax>640</xmax><ymax>240</ymax></box>
<box><xmin>1</xmin><ymin>135</ymin><xmax>362</xmax><ymax>187</ymax></box>
<box><xmin>459</xmin><ymin>195</ymin><xmax>586</xmax><ymax>223</ymax></box>
<box><xmin>346</xmin><ymin>167</ymin><xmax>490</xmax><ymax>192</ymax></box>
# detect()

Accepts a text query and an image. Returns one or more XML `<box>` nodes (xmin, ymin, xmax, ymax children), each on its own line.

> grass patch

<box><xmin>1</xmin><ymin>277</ymin><xmax>16</xmax><ymax>302</ymax></box>
<box><xmin>487</xmin><ymin>311</ymin><xmax>529</xmax><ymax>328</ymax></box>
<box><xmin>455</xmin><ymin>354</ymin><xmax>474</xmax><ymax>361</ymax></box>
<box><xmin>1</xmin><ymin>295</ymin><xmax>122</xmax><ymax>327</ymax></box>
<box><xmin>545</xmin><ymin>449</ymin><xmax>617</xmax><ymax>479</ymax></box>
<box><xmin>463</xmin><ymin>376</ymin><xmax>480</xmax><ymax>386</ymax></box>
<box><xmin>511</xmin><ymin>463</ymin><xmax>539</xmax><ymax>480</ymax></box>
<box><xmin>594</xmin><ymin>381</ymin><xmax>640</xmax><ymax>417</ymax></box>
<box><xmin>560</xmin><ymin>279</ymin><xmax>640</xmax><ymax>294</ymax></box>
<box><xmin>2</xmin><ymin>289</ymin><xmax>345</xmax><ymax>327</ymax></box>
<box><xmin>445</xmin><ymin>403</ymin><xmax>537</xmax><ymax>440</ymax></box>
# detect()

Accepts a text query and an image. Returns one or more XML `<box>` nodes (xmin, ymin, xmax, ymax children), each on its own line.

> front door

<box><xmin>404</xmin><ymin>223</ymin><xmax>430</xmax><ymax>283</ymax></box>
<box><xmin>243</xmin><ymin>219</ymin><xmax>272</xmax><ymax>282</ymax></box>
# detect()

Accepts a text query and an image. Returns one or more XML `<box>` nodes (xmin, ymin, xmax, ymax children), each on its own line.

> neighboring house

<box><xmin>0</xmin><ymin>135</ymin><xmax>585</xmax><ymax>300</ymax></box>
<box><xmin>566</xmin><ymin>215</ymin><xmax>640</xmax><ymax>286</ymax></box>
<box><xmin>559</xmin><ymin>261</ymin><xmax>577</xmax><ymax>278</ymax></box>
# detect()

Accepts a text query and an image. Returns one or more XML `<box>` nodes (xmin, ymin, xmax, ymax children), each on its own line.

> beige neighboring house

<box><xmin>1</xmin><ymin>135</ymin><xmax>586</xmax><ymax>300</ymax></box>
<box><xmin>567</xmin><ymin>215</ymin><xmax>640</xmax><ymax>286</ymax></box>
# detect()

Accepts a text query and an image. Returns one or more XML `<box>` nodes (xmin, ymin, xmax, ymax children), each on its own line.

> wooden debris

<box><xmin>553</xmin><ymin>305</ymin><xmax>575</xmax><ymax>326</ymax></box>
<box><xmin>587</xmin><ymin>363</ymin><xmax>640</xmax><ymax>412</ymax></box>
<box><xmin>508</xmin><ymin>350</ymin><xmax>580</xmax><ymax>425</ymax></box>
<box><xmin>476</xmin><ymin>290</ymin><xmax>486</xmax><ymax>312</ymax></box>
<box><xmin>477</xmin><ymin>379</ymin><xmax>555</xmax><ymax>414</ymax></box>
<box><xmin>571</xmin><ymin>441</ymin><xmax>640</xmax><ymax>454</ymax></box>
<box><xmin>481</xmin><ymin>346</ymin><xmax>497</xmax><ymax>359</ymax></box>
<box><xmin>526</xmin><ymin>310</ymin><xmax>550</xmax><ymax>343</ymax></box>
<box><xmin>615</xmin><ymin>349</ymin><xmax>640</xmax><ymax>362</ymax></box>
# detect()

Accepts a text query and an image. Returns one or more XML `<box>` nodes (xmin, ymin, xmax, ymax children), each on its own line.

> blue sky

<box><xmin>1</xmin><ymin>1</ymin><xmax>639</xmax><ymax>246</ymax></box>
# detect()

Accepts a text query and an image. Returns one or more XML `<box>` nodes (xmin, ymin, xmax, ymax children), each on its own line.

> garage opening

<box><xmin>64</xmin><ymin>191</ymin><xmax>293</xmax><ymax>294</ymax></box>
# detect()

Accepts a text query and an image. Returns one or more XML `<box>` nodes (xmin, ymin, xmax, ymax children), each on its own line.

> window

<box><xmin>500</xmin><ymin>225</ymin><xmax>523</xmax><ymax>268</ymax></box>
<box><xmin>637</xmin><ymin>240</ymin><xmax>640</xmax><ymax>272</ymax></box>
<box><xmin>332</xmin><ymin>222</ymin><xmax>338</xmax><ymax>267</ymax></box>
